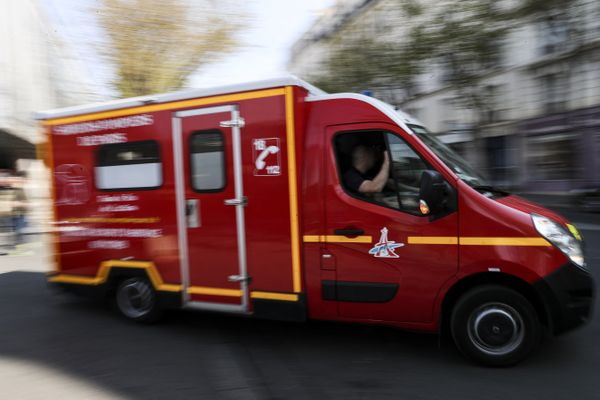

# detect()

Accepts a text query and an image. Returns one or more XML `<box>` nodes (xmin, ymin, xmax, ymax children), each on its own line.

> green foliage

<box><xmin>313</xmin><ymin>0</ymin><xmax>574</xmax><ymax>115</ymax></box>
<box><xmin>97</xmin><ymin>0</ymin><xmax>243</xmax><ymax>98</ymax></box>
<box><xmin>401</xmin><ymin>0</ymin><xmax>423</xmax><ymax>17</ymax></box>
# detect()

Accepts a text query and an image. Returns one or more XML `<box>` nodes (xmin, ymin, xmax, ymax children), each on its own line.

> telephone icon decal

<box><xmin>253</xmin><ymin>138</ymin><xmax>281</xmax><ymax>176</ymax></box>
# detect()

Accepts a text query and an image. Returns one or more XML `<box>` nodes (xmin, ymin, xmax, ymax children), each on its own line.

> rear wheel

<box><xmin>115</xmin><ymin>277</ymin><xmax>162</xmax><ymax>323</ymax></box>
<box><xmin>450</xmin><ymin>285</ymin><xmax>540</xmax><ymax>367</ymax></box>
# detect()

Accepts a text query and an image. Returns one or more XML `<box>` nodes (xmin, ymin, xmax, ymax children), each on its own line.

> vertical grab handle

<box><xmin>186</xmin><ymin>199</ymin><xmax>200</xmax><ymax>228</ymax></box>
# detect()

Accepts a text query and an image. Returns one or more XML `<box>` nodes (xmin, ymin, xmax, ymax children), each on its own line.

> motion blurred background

<box><xmin>289</xmin><ymin>0</ymin><xmax>600</xmax><ymax>203</ymax></box>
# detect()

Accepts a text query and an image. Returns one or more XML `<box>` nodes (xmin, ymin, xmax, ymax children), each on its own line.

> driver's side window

<box><xmin>334</xmin><ymin>130</ymin><xmax>431</xmax><ymax>215</ymax></box>
<box><xmin>387</xmin><ymin>133</ymin><xmax>430</xmax><ymax>213</ymax></box>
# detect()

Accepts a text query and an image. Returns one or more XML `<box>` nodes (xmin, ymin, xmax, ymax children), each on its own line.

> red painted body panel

<box><xmin>51</xmin><ymin>92</ymin><xmax>303</xmax><ymax>302</ymax></box>
<box><xmin>457</xmin><ymin>181</ymin><xmax>567</xmax><ymax>282</ymax></box>
<box><xmin>52</xmin><ymin>111</ymin><xmax>181</xmax><ymax>284</ymax></box>
<box><xmin>300</xmin><ymin>101</ymin><xmax>459</xmax><ymax>325</ymax></box>
<box><xmin>181</xmin><ymin>111</ymin><xmax>241</xmax><ymax>304</ymax></box>
<box><xmin>496</xmin><ymin>194</ymin><xmax>570</xmax><ymax>226</ymax></box>
<box><xmin>238</xmin><ymin>95</ymin><xmax>297</xmax><ymax>294</ymax></box>
<box><xmin>325</xmin><ymin>123</ymin><xmax>458</xmax><ymax>324</ymax></box>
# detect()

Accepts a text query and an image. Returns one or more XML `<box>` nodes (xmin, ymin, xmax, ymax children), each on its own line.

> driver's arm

<box><xmin>358</xmin><ymin>152</ymin><xmax>390</xmax><ymax>193</ymax></box>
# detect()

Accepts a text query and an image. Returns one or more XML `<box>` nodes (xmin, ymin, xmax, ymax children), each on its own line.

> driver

<box><xmin>343</xmin><ymin>145</ymin><xmax>390</xmax><ymax>193</ymax></box>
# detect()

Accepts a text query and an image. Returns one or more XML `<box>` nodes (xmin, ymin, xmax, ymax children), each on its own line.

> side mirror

<box><xmin>419</xmin><ymin>170</ymin><xmax>446</xmax><ymax>215</ymax></box>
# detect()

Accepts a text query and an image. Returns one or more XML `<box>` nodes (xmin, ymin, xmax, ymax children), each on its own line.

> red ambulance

<box><xmin>36</xmin><ymin>78</ymin><xmax>594</xmax><ymax>366</ymax></box>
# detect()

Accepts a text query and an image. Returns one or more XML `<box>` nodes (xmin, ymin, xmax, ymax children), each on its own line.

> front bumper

<box><xmin>533</xmin><ymin>262</ymin><xmax>595</xmax><ymax>335</ymax></box>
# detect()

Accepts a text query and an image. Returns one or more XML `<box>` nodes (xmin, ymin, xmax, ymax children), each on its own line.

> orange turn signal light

<box><xmin>419</xmin><ymin>200</ymin><xmax>430</xmax><ymax>215</ymax></box>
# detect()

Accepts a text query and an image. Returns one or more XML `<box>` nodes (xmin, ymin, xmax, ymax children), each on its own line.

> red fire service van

<box><xmin>36</xmin><ymin>77</ymin><xmax>594</xmax><ymax>366</ymax></box>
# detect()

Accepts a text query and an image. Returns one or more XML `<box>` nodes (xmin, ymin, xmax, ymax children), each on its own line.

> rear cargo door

<box><xmin>173</xmin><ymin>105</ymin><xmax>249</xmax><ymax>312</ymax></box>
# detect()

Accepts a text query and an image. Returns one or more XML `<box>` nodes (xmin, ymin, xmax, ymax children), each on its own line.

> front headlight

<box><xmin>532</xmin><ymin>214</ymin><xmax>586</xmax><ymax>270</ymax></box>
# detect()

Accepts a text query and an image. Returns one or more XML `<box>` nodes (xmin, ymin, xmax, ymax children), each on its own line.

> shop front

<box><xmin>519</xmin><ymin>105</ymin><xmax>600</xmax><ymax>193</ymax></box>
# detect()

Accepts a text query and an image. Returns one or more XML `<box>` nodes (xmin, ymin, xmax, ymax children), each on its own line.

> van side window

<box><xmin>190</xmin><ymin>130</ymin><xmax>225</xmax><ymax>191</ymax></box>
<box><xmin>387</xmin><ymin>133</ymin><xmax>430</xmax><ymax>214</ymax></box>
<box><xmin>334</xmin><ymin>130</ymin><xmax>431</xmax><ymax>215</ymax></box>
<box><xmin>95</xmin><ymin>140</ymin><xmax>162</xmax><ymax>190</ymax></box>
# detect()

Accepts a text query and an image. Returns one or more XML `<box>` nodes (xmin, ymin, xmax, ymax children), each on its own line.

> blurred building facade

<box><xmin>0</xmin><ymin>0</ymin><xmax>97</xmax><ymax>169</ymax></box>
<box><xmin>289</xmin><ymin>0</ymin><xmax>600</xmax><ymax>193</ymax></box>
<box><xmin>1</xmin><ymin>0</ymin><xmax>98</xmax><ymax>229</ymax></box>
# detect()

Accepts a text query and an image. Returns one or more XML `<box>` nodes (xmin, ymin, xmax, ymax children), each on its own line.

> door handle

<box><xmin>334</xmin><ymin>228</ymin><xmax>364</xmax><ymax>236</ymax></box>
<box><xmin>228</xmin><ymin>274</ymin><xmax>252</xmax><ymax>284</ymax></box>
<box><xmin>186</xmin><ymin>199</ymin><xmax>199</xmax><ymax>228</ymax></box>
<box><xmin>185</xmin><ymin>202</ymin><xmax>194</xmax><ymax>216</ymax></box>
<box><xmin>224</xmin><ymin>196</ymin><xmax>248</xmax><ymax>206</ymax></box>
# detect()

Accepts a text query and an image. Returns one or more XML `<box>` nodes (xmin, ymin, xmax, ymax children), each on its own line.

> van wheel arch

<box><xmin>105</xmin><ymin>267</ymin><xmax>155</xmax><ymax>298</ymax></box>
<box><xmin>105</xmin><ymin>267</ymin><xmax>163</xmax><ymax>322</ymax></box>
<box><xmin>440</xmin><ymin>272</ymin><xmax>551</xmax><ymax>339</ymax></box>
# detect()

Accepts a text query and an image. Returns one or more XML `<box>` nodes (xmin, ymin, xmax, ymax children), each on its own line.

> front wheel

<box><xmin>450</xmin><ymin>285</ymin><xmax>541</xmax><ymax>367</ymax></box>
<box><xmin>115</xmin><ymin>277</ymin><xmax>162</xmax><ymax>323</ymax></box>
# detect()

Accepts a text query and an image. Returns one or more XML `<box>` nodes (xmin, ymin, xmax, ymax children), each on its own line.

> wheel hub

<box><xmin>468</xmin><ymin>303</ymin><xmax>524</xmax><ymax>356</ymax></box>
<box><xmin>117</xmin><ymin>280</ymin><xmax>154</xmax><ymax>319</ymax></box>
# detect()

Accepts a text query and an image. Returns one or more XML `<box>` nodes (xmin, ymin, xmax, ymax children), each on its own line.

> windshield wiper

<box><xmin>472</xmin><ymin>185</ymin><xmax>510</xmax><ymax>196</ymax></box>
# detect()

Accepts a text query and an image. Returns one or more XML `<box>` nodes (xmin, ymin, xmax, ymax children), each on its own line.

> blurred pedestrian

<box><xmin>0</xmin><ymin>173</ymin><xmax>16</xmax><ymax>254</ymax></box>
<box><xmin>0</xmin><ymin>171</ymin><xmax>28</xmax><ymax>253</ymax></box>
<box><xmin>11</xmin><ymin>177</ymin><xmax>27</xmax><ymax>245</ymax></box>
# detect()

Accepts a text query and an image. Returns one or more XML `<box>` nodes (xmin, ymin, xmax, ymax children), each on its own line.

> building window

<box><xmin>527</xmin><ymin>133</ymin><xmax>579</xmax><ymax>180</ymax></box>
<box><xmin>484</xmin><ymin>135</ymin><xmax>509</xmax><ymax>184</ymax></box>
<box><xmin>539</xmin><ymin>14</ymin><xmax>570</xmax><ymax>55</ymax></box>
<box><xmin>440</xmin><ymin>98</ymin><xmax>457</xmax><ymax>132</ymax></box>
<box><xmin>95</xmin><ymin>140</ymin><xmax>162</xmax><ymax>190</ymax></box>
<box><xmin>595</xmin><ymin>133</ymin><xmax>600</xmax><ymax>178</ymax></box>
<box><xmin>539</xmin><ymin>74</ymin><xmax>566</xmax><ymax>114</ymax></box>
<box><xmin>483</xmin><ymin>84</ymin><xmax>506</xmax><ymax>123</ymax></box>
<box><xmin>189</xmin><ymin>130</ymin><xmax>225</xmax><ymax>192</ymax></box>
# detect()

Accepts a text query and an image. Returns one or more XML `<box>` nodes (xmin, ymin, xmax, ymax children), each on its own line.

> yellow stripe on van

<box><xmin>48</xmin><ymin>260</ymin><xmax>182</xmax><ymax>292</ymax></box>
<box><xmin>48</xmin><ymin>260</ymin><xmax>302</xmax><ymax>302</ymax></box>
<box><xmin>187</xmin><ymin>287</ymin><xmax>242</xmax><ymax>297</ymax></box>
<box><xmin>303</xmin><ymin>235</ymin><xmax>373</xmax><ymax>243</ymax></box>
<box><xmin>307</xmin><ymin>235</ymin><xmax>550</xmax><ymax>247</ymax></box>
<box><xmin>285</xmin><ymin>86</ymin><xmax>302</xmax><ymax>293</ymax></box>
<box><xmin>49</xmin><ymin>274</ymin><xmax>101</xmax><ymax>285</ymax></box>
<box><xmin>251</xmin><ymin>291</ymin><xmax>299</xmax><ymax>302</ymax></box>
<box><xmin>302</xmin><ymin>235</ymin><xmax>322</xmax><ymax>243</ymax></box>
<box><xmin>407</xmin><ymin>236</ymin><xmax>459</xmax><ymax>245</ymax></box>
<box><xmin>408</xmin><ymin>236</ymin><xmax>551</xmax><ymax>246</ymax></box>
<box><xmin>60</xmin><ymin>217</ymin><xmax>160</xmax><ymax>224</ymax></box>
<box><xmin>42</xmin><ymin>88</ymin><xmax>286</xmax><ymax>126</ymax></box>
<box><xmin>459</xmin><ymin>237</ymin><xmax>551</xmax><ymax>246</ymax></box>
<box><xmin>46</xmin><ymin>126</ymin><xmax>62</xmax><ymax>274</ymax></box>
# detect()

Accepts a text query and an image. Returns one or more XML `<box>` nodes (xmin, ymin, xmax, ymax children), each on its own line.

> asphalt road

<box><xmin>0</xmin><ymin>211</ymin><xmax>599</xmax><ymax>399</ymax></box>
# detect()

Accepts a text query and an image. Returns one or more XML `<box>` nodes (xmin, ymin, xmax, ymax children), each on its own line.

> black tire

<box><xmin>450</xmin><ymin>285</ymin><xmax>541</xmax><ymax>367</ymax></box>
<box><xmin>114</xmin><ymin>277</ymin><xmax>162</xmax><ymax>323</ymax></box>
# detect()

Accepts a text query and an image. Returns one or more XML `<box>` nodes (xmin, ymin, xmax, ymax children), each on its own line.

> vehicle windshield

<box><xmin>407</xmin><ymin>124</ymin><xmax>489</xmax><ymax>188</ymax></box>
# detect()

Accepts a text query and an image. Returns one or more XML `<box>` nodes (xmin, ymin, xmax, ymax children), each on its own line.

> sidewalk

<box><xmin>0</xmin><ymin>234</ymin><xmax>52</xmax><ymax>274</ymax></box>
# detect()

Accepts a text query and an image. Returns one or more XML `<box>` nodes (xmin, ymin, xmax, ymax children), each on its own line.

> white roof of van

<box><xmin>35</xmin><ymin>76</ymin><xmax>326</xmax><ymax>120</ymax></box>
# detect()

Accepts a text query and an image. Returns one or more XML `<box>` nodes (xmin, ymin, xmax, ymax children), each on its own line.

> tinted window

<box><xmin>97</xmin><ymin>140</ymin><xmax>160</xmax><ymax>166</ymax></box>
<box><xmin>409</xmin><ymin>124</ymin><xmax>487</xmax><ymax>187</ymax></box>
<box><xmin>387</xmin><ymin>133</ymin><xmax>430</xmax><ymax>213</ymax></box>
<box><xmin>190</xmin><ymin>130</ymin><xmax>225</xmax><ymax>191</ymax></box>
<box><xmin>95</xmin><ymin>140</ymin><xmax>162</xmax><ymax>190</ymax></box>
<box><xmin>334</xmin><ymin>130</ymin><xmax>432</xmax><ymax>215</ymax></box>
